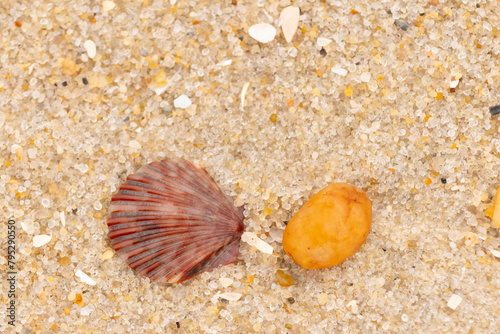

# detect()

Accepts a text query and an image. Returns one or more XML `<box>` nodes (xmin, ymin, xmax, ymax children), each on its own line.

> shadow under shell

<box><xmin>107</xmin><ymin>159</ymin><xmax>244</xmax><ymax>283</ymax></box>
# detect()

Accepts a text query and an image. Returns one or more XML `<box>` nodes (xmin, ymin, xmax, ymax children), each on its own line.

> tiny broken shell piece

<box><xmin>242</xmin><ymin>232</ymin><xmax>273</xmax><ymax>254</ymax></box>
<box><xmin>33</xmin><ymin>234</ymin><xmax>52</xmax><ymax>247</ymax></box>
<box><xmin>219</xmin><ymin>292</ymin><xmax>242</xmax><ymax>301</ymax></box>
<box><xmin>317</xmin><ymin>37</ymin><xmax>332</xmax><ymax>47</ymax></box>
<box><xmin>249</xmin><ymin>24</ymin><xmax>277</xmax><ymax>43</ymax></box>
<box><xmin>280</xmin><ymin>6</ymin><xmax>300</xmax><ymax>43</ymax></box>
<box><xmin>107</xmin><ymin>159</ymin><xmax>245</xmax><ymax>283</ymax></box>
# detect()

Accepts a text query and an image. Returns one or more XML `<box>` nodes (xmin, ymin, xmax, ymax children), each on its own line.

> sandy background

<box><xmin>1</xmin><ymin>0</ymin><xmax>500</xmax><ymax>333</ymax></box>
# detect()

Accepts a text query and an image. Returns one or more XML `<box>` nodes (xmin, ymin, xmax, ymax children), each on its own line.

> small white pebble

<box><xmin>219</xmin><ymin>277</ymin><xmax>234</xmax><ymax>288</ymax></box>
<box><xmin>76</xmin><ymin>164</ymin><xmax>89</xmax><ymax>173</ymax></box>
<box><xmin>174</xmin><ymin>94</ymin><xmax>192</xmax><ymax>109</ymax></box>
<box><xmin>249</xmin><ymin>24</ymin><xmax>276</xmax><ymax>43</ymax></box>
<box><xmin>11</xmin><ymin>144</ymin><xmax>23</xmax><ymax>156</ymax></box>
<box><xmin>102</xmin><ymin>1</ymin><xmax>116</xmax><ymax>11</ymax></box>
<box><xmin>447</xmin><ymin>294</ymin><xmax>463</xmax><ymax>310</ymax></box>
<box><xmin>287</xmin><ymin>47</ymin><xmax>298</xmax><ymax>57</ymax></box>
<box><xmin>83</xmin><ymin>40</ymin><xmax>96</xmax><ymax>59</ymax></box>
<box><xmin>317</xmin><ymin>37</ymin><xmax>332</xmax><ymax>47</ymax></box>
<box><xmin>128</xmin><ymin>140</ymin><xmax>141</xmax><ymax>150</ymax></box>
<box><xmin>80</xmin><ymin>306</ymin><xmax>91</xmax><ymax>316</ymax></box>
<box><xmin>332</xmin><ymin>66</ymin><xmax>347</xmax><ymax>76</ymax></box>
<box><xmin>450</xmin><ymin>80</ymin><xmax>459</xmax><ymax>88</ymax></box>
<box><xmin>41</xmin><ymin>198</ymin><xmax>51</xmax><ymax>208</ymax></box>
<box><xmin>360</xmin><ymin>72</ymin><xmax>372</xmax><ymax>83</ymax></box>
<box><xmin>490</xmin><ymin>248</ymin><xmax>500</xmax><ymax>258</ymax></box>
<box><xmin>33</xmin><ymin>234</ymin><xmax>52</xmax><ymax>247</ymax></box>
<box><xmin>219</xmin><ymin>292</ymin><xmax>242</xmax><ymax>301</ymax></box>
<box><xmin>153</xmin><ymin>85</ymin><xmax>168</xmax><ymax>96</ymax></box>
<box><xmin>280</xmin><ymin>6</ymin><xmax>300</xmax><ymax>43</ymax></box>
<box><xmin>75</xmin><ymin>269</ymin><xmax>96</xmax><ymax>286</ymax></box>
<box><xmin>242</xmin><ymin>232</ymin><xmax>273</xmax><ymax>254</ymax></box>
<box><xmin>93</xmin><ymin>201</ymin><xmax>102</xmax><ymax>211</ymax></box>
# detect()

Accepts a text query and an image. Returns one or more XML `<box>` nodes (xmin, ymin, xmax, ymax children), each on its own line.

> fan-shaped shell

<box><xmin>107</xmin><ymin>159</ymin><xmax>244</xmax><ymax>283</ymax></box>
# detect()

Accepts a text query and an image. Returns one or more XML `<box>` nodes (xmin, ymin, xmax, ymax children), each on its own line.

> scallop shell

<box><xmin>107</xmin><ymin>159</ymin><xmax>244</xmax><ymax>283</ymax></box>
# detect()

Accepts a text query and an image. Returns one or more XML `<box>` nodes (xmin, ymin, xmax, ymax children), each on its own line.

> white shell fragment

<box><xmin>219</xmin><ymin>277</ymin><xmax>234</xmax><ymax>288</ymax></box>
<box><xmin>75</xmin><ymin>269</ymin><xmax>97</xmax><ymax>286</ymax></box>
<box><xmin>83</xmin><ymin>40</ymin><xmax>96</xmax><ymax>59</ymax></box>
<box><xmin>249</xmin><ymin>24</ymin><xmax>277</xmax><ymax>43</ymax></box>
<box><xmin>450</xmin><ymin>80</ymin><xmax>459</xmax><ymax>88</ymax></box>
<box><xmin>153</xmin><ymin>85</ymin><xmax>168</xmax><ymax>96</ymax></box>
<box><xmin>490</xmin><ymin>248</ymin><xmax>500</xmax><ymax>258</ymax></box>
<box><xmin>360</xmin><ymin>72</ymin><xmax>372</xmax><ymax>83</ymax></box>
<box><xmin>21</xmin><ymin>221</ymin><xmax>35</xmax><ymax>234</ymax></box>
<box><xmin>80</xmin><ymin>306</ymin><xmax>91</xmax><ymax>316</ymax></box>
<box><xmin>317</xmin><ymin>37</ymin><xmax>332</xmax><ymax>47</ymax></box>
<box><xmin>219</xmin><ymin>292</ymin><xmax>242</xmax><ymax>301</ymax></box>
<box><xmin>241</xmin><ymin>82</ymin><xmax>250</xmax><ymax>108</ymax></box>
<box><xmin>33</xmin><ymin>234</ymin><xmax>52</xmax><ymax>247</ymax></box>
<box><xmin>102</xmin><ymin>1</ymin><xmax>116</xmax><ymax>11</ymax></box>
<box><xmin>332</xmin><ymin>66</ymin><xmax>348</xmax><ymax>76</ymax></box>
<box><xmin>173</xmin><ymin>94</ymin><xmax>192</xmax><ymax>109</ymax></box>
<box><xmin>60</xmin><ymin>211</ymin><xmax>66</xmax><ymax>227</ymax></box>
<box><xmin>242</xmin><ymin>232</ymin><xmax>273</xmax><ymax>254</ymax></box>
<box><xmin>447</xmin><ymin>294</ymin><xmax>463</xmax><ymax>310</ymax></box>
<box><xmin>280</xmin><ymin>6</ymin><xmax>300</xmax><ymax>43</ymax></box>
<box><xmin>218</xmin><ymin>59</ymin><xmax>232</xmax><ymax>67</ymax></box>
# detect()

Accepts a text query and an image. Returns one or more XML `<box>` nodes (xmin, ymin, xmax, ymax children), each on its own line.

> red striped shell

<box><xmin>107</xmin><ymin>159</ymin><xmax>244</xmax><ymax>283</ymax></box>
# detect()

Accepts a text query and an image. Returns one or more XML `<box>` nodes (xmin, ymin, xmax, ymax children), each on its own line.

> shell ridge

<box><xmin>156</xmin><ymin>161</ymin><xmax>222</xmax><ymax>202</ymax></box>
<box><xmin>113</xmin><ymin>228</ymin><xmax>233</xmax><ymax>258</ymax></box>
<box><xmin>136</xmin><ymin>236</ymin><xmax>229</xmax><ymax>281</ymax></box>
<box><xmin>122</xmin><ymin>176</ymin><xmax>226</xmax><ymax>211</ymax></box>
<box><xmin>131</xmin><ymin>231</ymin><xmax>238</xmax><ymax>278</ymax></box>
<box><xmin>107</xmin><ymin>218</ymin><xmax>206</xmax><ymax>231</ymax></box>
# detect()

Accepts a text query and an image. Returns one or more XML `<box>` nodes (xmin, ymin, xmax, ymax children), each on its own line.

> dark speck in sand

<box><xmin>490</xmin><ymin>105</ymin><xmax>500</xmax><ymax>116</ymax></box>
<box><xmin>394</xmin><ymin>20</ymin><xmax>410</xmax><ymax>31</ymax></box>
